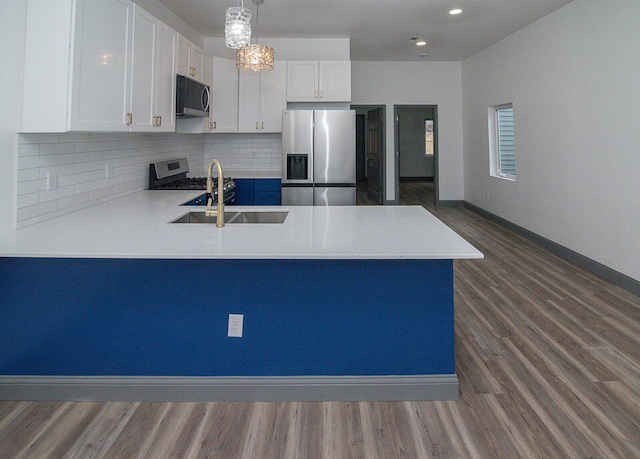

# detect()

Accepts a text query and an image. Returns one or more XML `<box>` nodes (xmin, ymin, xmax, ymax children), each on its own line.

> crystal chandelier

<box><xmin>225</xmin><ymin>0</ymin><xmax>251</xmax><ymax>49</ymax></box>
<box><xmin>236</xmin><ymin>0</ymin><xmax>274</xmax><ymax>72</ymax></box>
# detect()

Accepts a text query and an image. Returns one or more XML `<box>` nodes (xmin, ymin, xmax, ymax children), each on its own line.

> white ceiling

<box><xmin>156</xmin><ymin>0</ymin><xmax>573</xmax><ymax>61</ymax></box>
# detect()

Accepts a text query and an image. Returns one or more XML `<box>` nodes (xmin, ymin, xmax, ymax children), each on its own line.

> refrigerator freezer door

<box><xmin>282</xmin><ymin>110</ymin><xmax>314</xmax><ymax>184</ymax></box>
<box><xmin>282</xmin><ymin>186</ymin><xmax>313</xmax><ymax>205</ymax></box>
<box><xmin>313</xmin><ymin>110</ymin><xmax>356</xmax><ymax>185</ymax></box>
<box><xmin>314</xmin><ymin>187</ymin><xmax>356</xmax><ymax>206</ymax></box>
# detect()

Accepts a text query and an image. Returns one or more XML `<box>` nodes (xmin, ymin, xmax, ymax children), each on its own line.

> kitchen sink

<box><xmin>233</xmin><ymin>211</ymin><xmax>289</xmax><ymax>224</ymax></box>
<box><xmin>171</xmin><ymin>211</ymin><xmax>288</xmax><ymax>224</ymax></box>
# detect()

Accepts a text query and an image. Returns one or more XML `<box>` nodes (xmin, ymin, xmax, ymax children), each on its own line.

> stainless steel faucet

<box><xmin>205</xmin><ymin>159</ymin><xmax>225</xmax><ymax>228</ymax></box>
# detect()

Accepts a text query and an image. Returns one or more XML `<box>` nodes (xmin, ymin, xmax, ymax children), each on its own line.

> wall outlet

<box><xmin>46</xmin><ymin>172</ymin><xmax>58</xmax><ymax>190</ymax></box>
<box><xmin>228</xmin><ymin>314</ymin><xmax>243</xmax><ymax>338</ymax></box>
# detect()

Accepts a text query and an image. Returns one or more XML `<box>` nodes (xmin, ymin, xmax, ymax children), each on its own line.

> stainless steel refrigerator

<box><xmin>281</xmin><ymin>110</ymin><xmax>356</xmax><ymax>205</ymax></box>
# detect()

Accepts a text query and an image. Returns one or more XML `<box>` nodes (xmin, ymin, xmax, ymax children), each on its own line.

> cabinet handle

<box><xmin>256</xmin><ymin>122</ymin><xmax>259</xmax><ymax>130</ymax></box>
<box><xmin>190</xmin><ymin>66</ymin><xmax>196</xmax><ymax>76</ymax></box>
<box><xmin>157</xmin><ymin>116</ymin><xmax>161</xmax><ymax>126</ymax></box>
<box><xmin>213</xmin><ymin>121</ymin><xmax>216</xmax><ymax>129</ymax></box>
<box><xmin>315</xmin><ymin>91</ymin><xmax>318</xmax><ymax>99</ymax></box>
<box><xmin>126</xmin><ymin>113</ymin><xmax>132</xmax><ymax>125</ymax></box>
<box><xmin>319</xmin><ymin>91</ymin><xmax>323</xmax><ymax>99</ymax></box>
<box><xmin>152</xmin><ymin>116</ymin><xmax>157</xmax><ymax>126</ymax></box>
<box><xmin>261</xmin><ymin>122</ymin><xmax>264</xmax><ymax>129</ymax></box>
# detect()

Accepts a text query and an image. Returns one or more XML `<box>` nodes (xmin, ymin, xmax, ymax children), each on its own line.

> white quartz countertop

<box><xmin>0</xmin><ymin>191</ymin><xmax>483</xmax><ymax>260</ymax></box>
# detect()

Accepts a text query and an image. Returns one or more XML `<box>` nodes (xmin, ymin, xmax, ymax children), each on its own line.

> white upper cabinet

<box><xmin>287</xmin><ymin>61</ymin><xmax>351</xmax><ymax>102</ymax></box>
<box><xmin>22</xmin><ymin>0</ymin><xmax>135</xmax><ymax>132</ymax></box>
<box><xmin>239</xmin><ymin>61</ymin><xmax>287</xmax><ymax>133</ymax></box>
<box><xmin>129</xmin><ymin>6</ymin><xmax>157</xmax><ymax>131</ymax></box>
<box><xmin>177</xmin><ymin>35</ymin><xmax>205</xmax><ymax>82</ymax></box>
<box><xmin>129</xmin><ymin>6</ymin><xmax>177</xmax><ymax>132</ymax></box>
<box><xmin>210</xmin><ymin>57</ymin><xmax>239</xmax><ymax>132</ymax></box>
<box><xmin>69</xmin><ymin>0</ymin><xmax>134</xmax><ymax>131</ymax></box>
<box><xmin>21</xmin><ymin>0</ymin><xmax>176</xmax><ymax>133</ymax></box>
<box><xmin>153</xmin><ymin>21</ymin><xmax>178</xmax><ymax>132</ymax></box>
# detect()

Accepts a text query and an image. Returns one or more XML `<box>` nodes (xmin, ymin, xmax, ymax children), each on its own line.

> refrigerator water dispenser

<box><xmin>286</xmin><ymin>154</ymin><xmax>308</xmax><ymax>180</ymax></box>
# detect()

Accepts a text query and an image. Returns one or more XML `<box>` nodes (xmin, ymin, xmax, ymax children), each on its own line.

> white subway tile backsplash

<box><xmin>18</xmin><ymin>178</ymin><xmax>47</xmax><ymax>196</ymax></box>
<box><xmin>19</xmin><ymin>154</ymin><xmax>57</xmax><ymax>169</ymax></box>
<box><xmin>16</xmin><ymin>131</ymin><xmax>281</xmax><ymax>228</ymax></box>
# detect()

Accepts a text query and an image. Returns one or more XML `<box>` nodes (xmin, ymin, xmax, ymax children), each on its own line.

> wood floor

<box><xmin>2</xmin><ymin>180</ymin><xmax>640</xmax><ymax>458</ymax></box>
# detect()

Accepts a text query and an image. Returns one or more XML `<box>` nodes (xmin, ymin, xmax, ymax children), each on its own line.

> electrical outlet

<box><xmin>46</xmin><ymin>172</ymin><xmax>58</xmax><ymax>190</ymax></box>
<box><xmin>228</xmin><ymin>314</ymin><xmax>243</xmax><ymax>338</ymax></box>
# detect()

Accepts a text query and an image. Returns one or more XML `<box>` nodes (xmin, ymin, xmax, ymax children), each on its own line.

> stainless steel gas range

<box><xmin>149</xmin><ymin>158</ymin><xmax>235</xmax><ymax>205</ymax></box>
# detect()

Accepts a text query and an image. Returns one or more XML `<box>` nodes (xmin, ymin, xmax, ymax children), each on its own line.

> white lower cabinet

<box><xmin>22</xmin><ymin>0</ymin><xmax>175</xmax><ymax>133</ymax></box>
<box><xmin>239</xmin><ymin>61</ymin><xmax>287</xmax><ymax>133</ymax></box>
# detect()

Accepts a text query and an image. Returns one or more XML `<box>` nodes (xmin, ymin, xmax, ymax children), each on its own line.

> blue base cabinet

<box><xmin>1</xmin><ymin>258</ymin><xmax>453</xmax><ymax>377</ymax></box>
<box><xmin>233</xmin><ymin>179</ymin><xmax>281</xmax><ymax>205</ymax></box>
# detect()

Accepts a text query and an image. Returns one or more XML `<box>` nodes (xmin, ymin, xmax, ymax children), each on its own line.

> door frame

<box><xmin>394</xmin><ymin>104</ymin><xmax>439</xmax><ymax>206</ymax></box>
<box><xmin>352</xmin><ymin>104</ymin><xmax>386</xmax><ymax>204</ymax></box>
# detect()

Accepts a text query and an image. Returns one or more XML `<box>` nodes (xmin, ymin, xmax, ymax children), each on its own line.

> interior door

<box><xmin>366</xmin><ymin>108</ymin><xmax>383</xmax><ymax>204</ymax></box>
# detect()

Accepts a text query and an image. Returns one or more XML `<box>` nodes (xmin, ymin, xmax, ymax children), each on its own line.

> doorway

<box><xmin>353</xmin><ymin>105</ymin><xmax>385</xmax><ymax>205</ymax></box>
<box><xmin>394</xmin><ymin>105</ymin><xmax>438</xmax><ymax>206</ymax></box>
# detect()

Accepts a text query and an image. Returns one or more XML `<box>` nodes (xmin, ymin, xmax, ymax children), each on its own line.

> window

<box><xmin>489</xmin><ymin>103</ymin><xmax>515</xmax><ymax>180</ymax></box>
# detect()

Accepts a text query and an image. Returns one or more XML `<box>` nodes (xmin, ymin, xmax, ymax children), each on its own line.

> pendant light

<box><xmin>236</xmin><ymin>0</ymin><xmax>274</xmax><ymax>72</ymax></box>
<box><xmin>225</xmin><ymin>0</ymin><xmax>251</xmax><ymax>49</ymax></box>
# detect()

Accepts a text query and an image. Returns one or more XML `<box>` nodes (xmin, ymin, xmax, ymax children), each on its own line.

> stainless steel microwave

<box><xmin>176</xmin><ymin>74</ymin><xmax>210</xmax><ymax>118</ymax></box>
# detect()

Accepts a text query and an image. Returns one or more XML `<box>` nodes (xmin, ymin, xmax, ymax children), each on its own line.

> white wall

<box><xmin>462</xmin><ymin>0</ymin><xmax>640</xmax><ymax>283</ymax></box>
<box><xmin>351</xmin><ymin>62</ymin><xmax>463</xmax><ymax>202</ymax></box>
<box><xmin>0</xmin><ymin>0</ymin><xmax>23</xmax><ymax>234</ymax></box>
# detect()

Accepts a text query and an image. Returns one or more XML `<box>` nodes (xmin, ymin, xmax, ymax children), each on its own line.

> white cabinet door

<box><xmin>239</xmin><ymin>70</ymin><xmax>261</xmax><ymax>132</ymax></box>
<box><xmin>259</xmin><ymin>61</ymin><xmax>287</xmax><ymax>132</ymax></box>
<box><xmin>177</xmin><ymin>34</ymin><xmax>204</xmax><ymax>82</ymax></box>
<box><xmin>239</xmin><ymin>61</ymin><xmax>286</xmax><ymax>133</ymax></box>
<box><xmin>287</xmin><ymin>61</ymin><xmax>318</xmax><ymax>102</ymax></box>
<box><xmin>129</xmin><ymin>5</ymin><xmax>157</xmax><ymax>131</ymax></box>
<box><xmin>286</xmin><ymin>60</ymin><xmax>351</xmax><ymax>102</ymax></box>
<box><xmin>211</xmin><ymin>57</ymin><xmax>239</xmax><ymax>132</ymax></box>
<box><xmin>319</xmin><ymin>61</ymin><xmax>351</xmax><ymax>102</ymax></box>
<box><xmin>177</xmin><ymin>35</ymin><xmax>191</xmax><ymax>77</ymax></box>
<box><xmin>69</xmin><ymin>0</ymin><xmax>134</xmax><ymax>131</ymax></box>
<box><xmin>190</xmin><ymin>45</ymin><xmax>204</xmax><ymax>82</ymax></box>
<box><xmin>153</xmin><ymin>21</ymin><xmax>177</xmax><ymax>132</ymax></box>
<box><xmin>129</xmin><ymin>6</ymin><xmax>176</xmax><ymax>132</ymax></box>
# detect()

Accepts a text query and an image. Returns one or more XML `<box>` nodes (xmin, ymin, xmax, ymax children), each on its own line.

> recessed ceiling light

<box><xmin>410</xmin><ymin>36</ymin><xmax>427</xmax><ymax>46</ymax></box>
<box><xmin>449</xmin><ymin>8</ymin><xmax>462</xmax><ymax>15</ymax></box>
